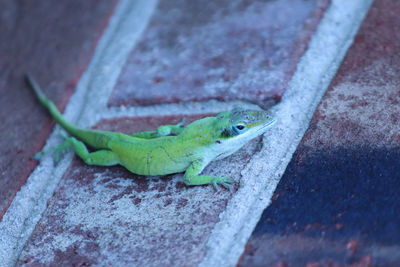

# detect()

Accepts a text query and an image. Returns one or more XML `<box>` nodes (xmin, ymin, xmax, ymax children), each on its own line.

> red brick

<box><xmin>108</xmin><ymin>0</ymin><xmax>329</xmax><ymax>107</ymax></box>
<box><xmin>0</xmin><ymin>0</ymin><xmax>118</xmax><ymax>220</ymax></box>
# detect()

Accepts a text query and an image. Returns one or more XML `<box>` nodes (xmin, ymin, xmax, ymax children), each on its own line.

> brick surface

<box><xmin>17</xmin><ymin>115</ymin><xmax>263</xmax><ymax>266</ymax></box>
<box><xmin>108</xmin><ymin>0</ymin><xmax>329</xmax><ymax>107</ymax></box>
<box><xmin>0</xmin><ymin>0</ymin><xmax>117</xmax><ymax>220</ymax></box>
<box><xmin>239</xmin><ymin>0</ymin><xmax>400</xmax><ymax>266</ymax></box>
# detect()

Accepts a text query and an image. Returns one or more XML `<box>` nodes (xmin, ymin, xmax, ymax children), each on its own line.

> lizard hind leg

<box><xmin>35</xmin><ymin>135</ymin><xmax>119</xmax><ymax>166</ymax></box>
<box><xmin>34</xmin><ymin>131</ymin><xmax>72</xmax><ymax>162</ymax></box>
<box><xmin>34</xmin><ymin>134</ymin><xmax>72</xmax><ymax>163</ymax></box>
<box><xmin>63</xmin><ymin>136</ymin><xmax>119</xmax><ymax>166</ymax></box>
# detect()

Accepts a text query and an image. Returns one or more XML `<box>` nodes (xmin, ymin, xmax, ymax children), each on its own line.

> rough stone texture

<box><xmin>108</xmin><ymin>0</ymin><xmax>329</xmax><ymax>107</ymax></box>
<box><xmin>0</xmin><ymin>0</ymin><xmax>118</xmax><ymax>220</ymax></box>
<box><xmin>17</xmin><ymin>114</ymin><xmax>263</xmax><ymax>266</ymax></box>
<box><xmin>239</xmin><ymin>0</ymin><xmax>400</xmax><ymax>266</ymax></box>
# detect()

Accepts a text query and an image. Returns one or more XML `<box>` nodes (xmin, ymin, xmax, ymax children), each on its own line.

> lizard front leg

<box><xmin>130</xmin><ymin>118</ymin><xmax>185</xmax><ymax>139</ymax></box>
<box><xmin>64</xmin><ymin>137</ymin><xmax>119</xmax><ymax>166</ymax></box>
<box><xmin>183</xmin><ymin>159</ymin><xmax>234</xmax><ymax>190</ymax></box>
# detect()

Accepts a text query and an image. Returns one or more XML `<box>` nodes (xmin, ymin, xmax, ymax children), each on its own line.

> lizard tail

<box><xmin>25</xmin><ymin>74</ymin><xmax>81</xmax><ymax>135</ymax></box>
<box><xmin>25</xmin><ymin>74</ymin><xmax>115</xmax><ymax>149</ymax></box>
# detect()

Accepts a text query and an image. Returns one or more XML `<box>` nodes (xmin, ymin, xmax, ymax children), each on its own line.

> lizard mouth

<box><xmin>258</xmin><ymin>117</ymin><xmax>277</xmax><ymax>132</ymax></box>
<box><xmin>267</xmin><ymin>117</ymin><xmax>277</xmax><ymax>127</ymax></box>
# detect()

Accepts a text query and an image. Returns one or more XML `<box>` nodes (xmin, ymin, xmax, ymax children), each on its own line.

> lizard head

<box><xmin>210</xmin><ymin>107</ymin><xmax>276</xmax><ymax>159</ymax></box>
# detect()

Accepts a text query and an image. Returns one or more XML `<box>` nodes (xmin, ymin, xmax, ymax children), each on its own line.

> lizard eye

<box><xmin>233</xmin><ymin>124</ymin><xmax>246</xmax><ymax>134</ymax></box>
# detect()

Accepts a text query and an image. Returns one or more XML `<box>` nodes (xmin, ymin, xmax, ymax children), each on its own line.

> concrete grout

<box><xmin>199</xmin><ymin>0</ymin><xmax>374</xmax><ymax>265</ymax></box>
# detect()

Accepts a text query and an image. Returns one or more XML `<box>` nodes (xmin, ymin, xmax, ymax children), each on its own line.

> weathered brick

<box><xmin>108</xmin><ymin>0</ymin><xmax>329</xmax><ymax>107</ymax></box>
<box><xmin>0</xmin><ymin>0</ymin><xmax>118</xmax><ymax>220</ymax></box>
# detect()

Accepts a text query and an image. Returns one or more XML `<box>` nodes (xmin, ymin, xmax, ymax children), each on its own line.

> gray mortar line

<box><xmin>100</xmin><ymin>100</ymin><xmax>262</xmax><ymax>119</ymax></box>
<box><xmin>76</xmin><ymin>0</ymin><xmax>159</xmax><ymax>127</ymax></box>
<box><xmin>0</xmin><ymin>1</ymin><xmax>158</xmax><ymax>266</ymax></box>
<box><xmin>199</xmin><ymin>0</ymin><xmax>375</xmax><ymax>266</ymax></box>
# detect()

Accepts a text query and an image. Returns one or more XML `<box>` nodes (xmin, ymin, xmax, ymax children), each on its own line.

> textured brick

<box><xmin>108</xmin><ymin>0</ymin><xmax>329</xmax><ymax>107</ymax></box>
<box><xmin>239</xmin><ymin>0</ymin><xmax>400</xmax><ymax>266</ymax></box>
<box><xmin>0</xmin><ymin>0</ymin><xmax>117</xmax><ymax>220</ymax></box>
<box><xmin>17</xmin><ymin>114</ymin><xmax>263</xmax><ymax>266</ymax></box>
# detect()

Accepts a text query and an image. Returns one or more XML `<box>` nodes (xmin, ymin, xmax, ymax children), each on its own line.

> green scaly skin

<box><xmin>26</xmin><ymin>75</ymin><xmax>276</xmax><ymax>190</ymax></box>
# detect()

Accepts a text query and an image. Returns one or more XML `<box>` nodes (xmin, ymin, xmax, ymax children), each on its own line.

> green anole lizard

<box><xmin>26</xmin><ymin>75</ymin><xmax>276</xmax><ymax>189</ymax></box>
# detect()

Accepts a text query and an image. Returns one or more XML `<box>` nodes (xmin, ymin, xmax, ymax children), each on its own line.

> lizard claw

<box><xmin>211</xmin><ymin>177</ymin><xmax>235</xmax><ymax>191</ymax></box>
<box><xmin>53</xmin><ymin>138</ymin><xmax>73</xmax><ymax>164</ymax></box>
<box><xmin>59</xmin><ymin>130</ymin><xmax>69</xmax><ymax>140</ymax></box>
<box><xmin>33</xmin><ymin>131</ymin><xmax>70</xmax><ymax>162</ymax></box>
<box><xmin>33</xmin><ymin>151</ymin><xmax>45</xmax><ymax>160</ymax></box>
